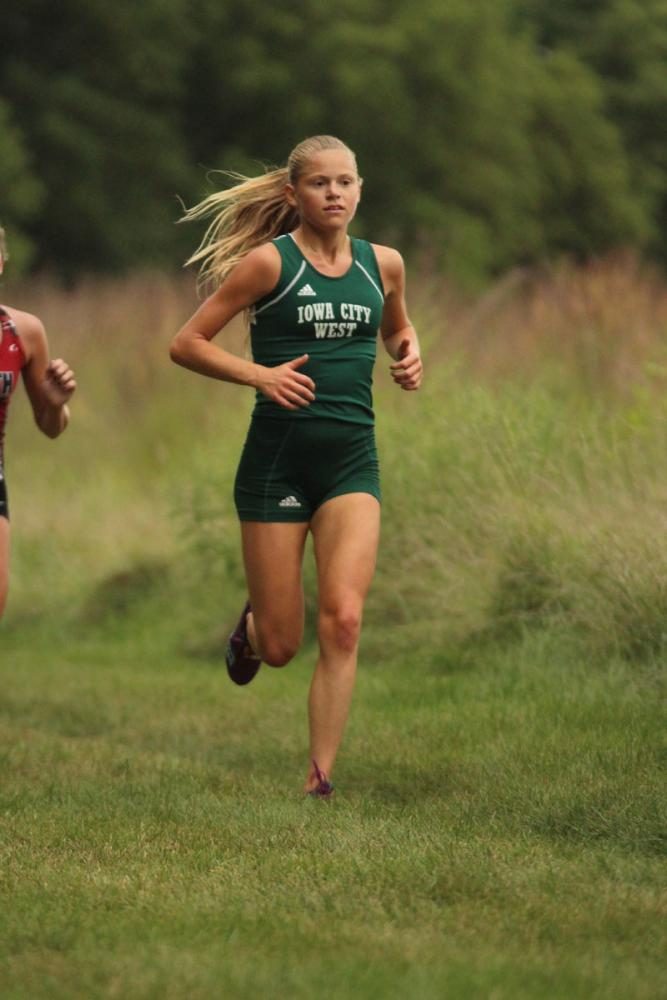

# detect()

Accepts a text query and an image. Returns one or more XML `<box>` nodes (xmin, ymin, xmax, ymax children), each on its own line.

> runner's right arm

<box><xmin>170</xmin><ymin>244</ymin><xmax>315</xmax><ymax>409</ymax></box>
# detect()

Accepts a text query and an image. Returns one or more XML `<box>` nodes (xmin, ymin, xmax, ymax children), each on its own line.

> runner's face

<box><xmin>287</xmin><ymin>150</ymin><xmax>361</xmax><ymax>230</ymax></box>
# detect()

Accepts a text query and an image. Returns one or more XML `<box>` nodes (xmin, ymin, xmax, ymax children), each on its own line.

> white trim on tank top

<box><xmin>354</xmin><ymin>260</ymin><xmax>385</xmax><ymax>305</ymax></box>
<box><xmin>252</xmin><ymin>234</ymin><xmax>384</xmax><ymax>318</ymax></box>
<box><xmin>252</xmin><ymin>257</ymin><xmax>307</xmax><ymax>319</ymax></box>
<box><xmin>290</xmin><ymin>231</ymin><xmax>384</xmax><ymax>304</ymax></box>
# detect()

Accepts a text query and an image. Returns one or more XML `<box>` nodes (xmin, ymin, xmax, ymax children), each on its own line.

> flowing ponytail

<box><xmin>182</xmin><ymin>168</ymin><xmax>298</xmax><ymax>289</ymax></box>
<box><xmin>182</xmin><ymin>135</ymin><xmax>357</xmax><ymax>290</ymax></box>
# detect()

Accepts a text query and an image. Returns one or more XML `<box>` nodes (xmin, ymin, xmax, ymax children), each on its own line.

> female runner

<box><xmin>0</xmin><ymin>226</ymin><xmax>77</xmax><ymax>618</ymax></box>
<box><xmin>170</xmin><ymin>136</ymin><xmax>422</xmax><ymax>796</ymax></box>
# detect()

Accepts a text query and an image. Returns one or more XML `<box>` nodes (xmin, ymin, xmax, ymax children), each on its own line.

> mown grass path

<box><xmin>1</xmin><ymin>623</ymin><xmax>663</xmax><ymax>999</ymax></box>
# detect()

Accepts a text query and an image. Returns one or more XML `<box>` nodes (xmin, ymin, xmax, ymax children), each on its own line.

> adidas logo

<box><xmin>279</xmin><ymin>495</ymin><xmax>302</xmax><ymax>508</ymax></box>
<box><xmin>297</xmin><ymin>284</ymin><xmax>317</xmax><ymax>297</ymax></box>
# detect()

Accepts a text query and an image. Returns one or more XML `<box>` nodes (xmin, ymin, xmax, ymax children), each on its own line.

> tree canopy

<box><xmin>1</xmin><ymin>0</ymin><xmax>665</xmax><ymax>282</ymax></box>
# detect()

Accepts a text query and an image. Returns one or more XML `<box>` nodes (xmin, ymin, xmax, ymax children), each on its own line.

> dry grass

<box><xmin>421</xmin><ymin>251</ymin><xmax>667</xmax><ymax>392</ymax></box>
<box><xmin>4</xmin><ymin>254</ymin><xmax>667</xmax><ymax>662</ymax></box>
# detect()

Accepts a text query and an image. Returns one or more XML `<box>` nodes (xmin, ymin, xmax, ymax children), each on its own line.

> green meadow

<box><xmin>1</xmin><ymin>257</ymin><xmax>665</xmax><ymax>998</ymax></box>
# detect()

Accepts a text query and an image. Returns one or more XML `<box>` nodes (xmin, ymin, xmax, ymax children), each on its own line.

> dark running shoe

<box><xmin>225</xmin><ymin>601</ymin><xmax>262</xmax><ymax>686</ymax></box>
<box><xmin>307</xmin><ymin>760</ymin><xmax>335</xmax><ymax>798</ymax></box>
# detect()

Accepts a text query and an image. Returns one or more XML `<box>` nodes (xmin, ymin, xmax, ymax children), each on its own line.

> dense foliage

<box><xmin>2</xmin><ymin>0</ymin><xmax>666</xmax><ymax>281</ymax></box>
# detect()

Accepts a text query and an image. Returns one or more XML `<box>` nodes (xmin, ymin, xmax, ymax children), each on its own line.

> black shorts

<box><xmin>234</xmin><ymin>417</ymin><xmax>381</xmax><ymax>522</ymax></box>
<box><xmin>0</xmin><ymin>473</ymin><xmax>8</xmax><ymax>520</ymax></box>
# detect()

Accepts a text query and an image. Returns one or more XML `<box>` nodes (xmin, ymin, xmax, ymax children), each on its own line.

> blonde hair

<box><xmin>182</xmin><ymin>135</ymin><xmax>357</xmax><ymax>288</ymax></box>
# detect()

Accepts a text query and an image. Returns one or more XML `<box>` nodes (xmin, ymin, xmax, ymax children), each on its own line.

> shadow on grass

<box><xmin>79</xmin><ymin>559</ymin><xmax>172</xmax><ymax>625</ymax></box>
<box><xmin>346</xmin><ymin>759</ymin><xmax>451</xmax><ymax>806</ymax></box>
<box><xmin>529</xmin><ymin>795</ymin><xmax>667</xmax><ymax>858</ymax></box>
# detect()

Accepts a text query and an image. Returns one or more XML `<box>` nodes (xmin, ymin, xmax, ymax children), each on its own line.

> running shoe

<box><xmin>225</xmin><ymin>601</ymin><xmax>262</xmax><ymax>686</ymax></box>
<box><xmin>307</xmin><ymin>760</ymin><xmax>335</xmax><ymax>798</ymax></box>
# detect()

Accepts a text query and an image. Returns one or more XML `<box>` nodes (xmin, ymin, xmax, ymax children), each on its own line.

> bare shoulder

<box><xmin>371</xmin><ymin>244</ymin><xmax>404</xmax><ymax>270</ymax></box>
<box><xmin>3</xmin><ymin>306</ymin><xmax>46</xmax><ymax>358</ymax></box>
<box><xmin>217</xmin><ymin>242</ymin><xmax>282</xmax><ymax>306</ymax></box>
<box><xmin>3</xmin><ymin>306</ymin><xmax>45</xmax><ymax>337</ymax></box>
<box><xmin>236</xmin><ymin>242</ymin><xmax>281</xmax><ymax>285</ymax></box>
<box><xmin>371</xmin><ymin>244</ymin><xmax>405</xmax><ymax>292</ymax></box>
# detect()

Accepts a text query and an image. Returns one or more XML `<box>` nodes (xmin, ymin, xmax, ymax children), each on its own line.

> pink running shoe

<box><xmin>307</xmin><ymin>760</ymin><xmax>335</xmax><ymax>798</ymax></box>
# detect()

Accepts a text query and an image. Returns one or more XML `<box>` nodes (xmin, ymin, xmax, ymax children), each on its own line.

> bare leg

<box><xmin>240</xmin><ymin>521</ymin><xmax>310</xmax><ymax>666</ymax></box>
<box><xmin>305</xmin><ymin>493</ymin><xmax>380</xmax><ymax>791</ymax></box>
<box><xmin>0</xmin><ymin>517</ymin><xmax>9</xmax><ymax>620</ymax></box>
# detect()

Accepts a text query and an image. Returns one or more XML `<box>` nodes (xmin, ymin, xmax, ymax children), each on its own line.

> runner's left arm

<box><xmin>21</xmin><ymin>312</ymin><xmax>76</xmax><ymax>437</ymax></box>
<box><xmin>375</xmin><ymin>246</ymin><xmax>422</xmax><ymax>391</ymax></box>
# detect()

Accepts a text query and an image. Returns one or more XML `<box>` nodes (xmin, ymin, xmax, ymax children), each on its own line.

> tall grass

<box><xmin>4</xmin><ymin>254</ymin><xmax>667</xmax><ymax>663</ymax></box>
<box><xmin>424</xmin><ymin>251</ymin><xmax>667</xmax><ymax>391</ymax></box>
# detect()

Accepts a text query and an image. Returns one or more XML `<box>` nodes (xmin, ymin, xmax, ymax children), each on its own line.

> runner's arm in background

<box><xmin>18</xmin><ymin>310</ymin><xmax>76</xmax><ymax>438</ymax></box>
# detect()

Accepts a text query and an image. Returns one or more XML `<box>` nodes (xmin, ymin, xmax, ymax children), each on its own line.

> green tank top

<box><xmin>249</xmin><ymin>233</ymin><xmax>385</xmax><ymax>425</ymax></box>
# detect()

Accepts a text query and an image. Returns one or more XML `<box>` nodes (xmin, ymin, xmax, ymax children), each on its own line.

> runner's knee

<box><xmin>261</xmin><ymin>638</ymin><xmax>300</xmax><ymax>668</ymax></box>
<box><xmin>318</xmin><ymin>603</ymin><xmax>362</xmax><ymax>654</ymax></box>
<box><xmin>254</xmin><ymin>619</ymin><xmax>302</xmax><ymax>667</ymax></box>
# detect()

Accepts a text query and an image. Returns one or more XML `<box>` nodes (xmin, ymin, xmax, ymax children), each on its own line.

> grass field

<box><xmin>0</xmin><ymin>258</ymin><xmax>665</xmax><ymax>998</ymax></box>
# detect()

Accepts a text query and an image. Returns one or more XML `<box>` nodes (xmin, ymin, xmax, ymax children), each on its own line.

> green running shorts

<box><xmin>234</xmin><ymin>417</ymin><xmax>381</xmax><ymax>522</ymax></box>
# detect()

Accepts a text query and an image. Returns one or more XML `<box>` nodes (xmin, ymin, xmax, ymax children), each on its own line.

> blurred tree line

<box><xmin>1</xmin><ymin>0</ymin><xmax>665</xmax><ymax>283</ymax></box>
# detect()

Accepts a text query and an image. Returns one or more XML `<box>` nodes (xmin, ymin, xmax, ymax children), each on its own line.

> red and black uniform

<box><xmin>0</xmin><ymin>305</ymin><xmax>26</xmax><ymax>519</ymax></box>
